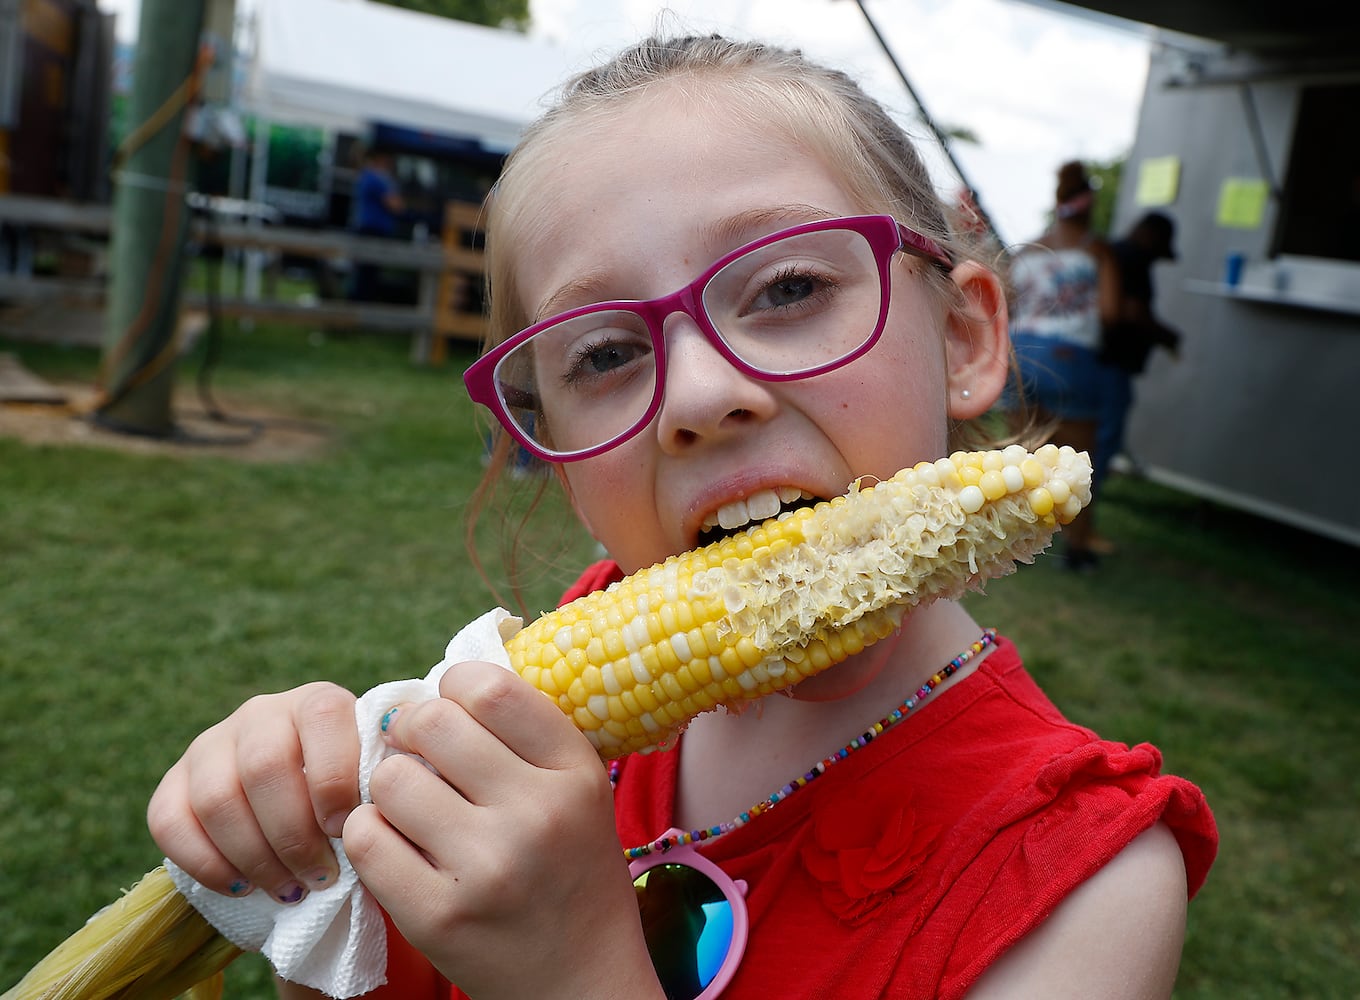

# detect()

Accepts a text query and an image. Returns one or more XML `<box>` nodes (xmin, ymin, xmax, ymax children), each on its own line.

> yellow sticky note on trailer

<box><xmin>1216</xmin><ymin>178</ymin><xmax>1270</xmax><ymax>229</ymax></box>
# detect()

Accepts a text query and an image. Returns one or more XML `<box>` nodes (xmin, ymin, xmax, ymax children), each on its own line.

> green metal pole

<box><xmin>95</xmin><ymin>0</ymin><xmax>205</xmax><ymax>436</ymax></box>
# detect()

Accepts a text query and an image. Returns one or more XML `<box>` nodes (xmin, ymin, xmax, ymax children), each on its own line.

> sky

<box><xmin>98</xmin><ymin>0</ymin><xmax>1156</xmax><ymax>245</ymax></box>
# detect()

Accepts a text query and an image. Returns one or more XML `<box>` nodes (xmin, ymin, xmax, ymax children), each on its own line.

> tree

<box><xmin>1086</xmin><ymin>155</ymin><xmax>1125</xmax><ymax>238</ymax></box>
<box><xmin>371</xmin><ymin>0</ymin><xmax>530</xmax><ymax>32</ymax></box>
<box><xmin>94</xmin><ymin>0</ymin><xmax>206</xmax><ymax>436</ymax></box>
<box><xmin>1037</xmin><ymin>155</ymin><xmax>1126</xmax><ymax>238</ymax></box>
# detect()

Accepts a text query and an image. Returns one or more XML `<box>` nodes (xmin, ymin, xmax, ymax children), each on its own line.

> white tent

<box><xmin>242</xmin><ymin>0</ymin><xmax>579</xmax><ymax>151</ymax></box>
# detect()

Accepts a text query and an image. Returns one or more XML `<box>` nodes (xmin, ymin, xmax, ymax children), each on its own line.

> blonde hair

<box><xmin>485</xmin><ymin>33</ymin><xmax>995</xmax><ymax>348</ymax></box>
<box><xmin>468</xmin><ymin>34</ymin><xmax>1017</xmax><ymax>599</ymax></box>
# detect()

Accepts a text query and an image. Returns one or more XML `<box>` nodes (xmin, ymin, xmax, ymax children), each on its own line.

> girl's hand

<box><xmin>147</xmin><ymin>682</ymin><xmax>361</xmax><ymax>904</ymax></box>
<box><xmin>344</xmin><ymin>660</ymin><xmax>663</xmax><ymax>1000</ymax></box>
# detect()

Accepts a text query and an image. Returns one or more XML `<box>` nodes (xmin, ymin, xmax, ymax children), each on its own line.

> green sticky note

<box><xmin>1135</xmin><ymin>156</ymin><xmax>1180</xmax><ymax>206</ymax></box>
<box><xmin>1217</xmin><ymin>178</ymin><xmax>1270</xmax><ymax>229</ymax></box>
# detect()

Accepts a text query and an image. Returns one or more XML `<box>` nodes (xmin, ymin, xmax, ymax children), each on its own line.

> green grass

<box><xmin>1</xmin><ymin>322</ymin><xmax>1357</xmax><ymax>998</ymax></box>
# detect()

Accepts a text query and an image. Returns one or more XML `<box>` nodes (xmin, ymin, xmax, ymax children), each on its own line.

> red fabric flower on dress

<box><xmin>802</xmin><ymin>784</ymin><xmax>941</xmax><ymax>925</ymax></box>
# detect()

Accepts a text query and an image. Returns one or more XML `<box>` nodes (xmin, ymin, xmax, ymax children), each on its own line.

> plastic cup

<box><xmin>1224</xmin><ymin>253</ymin><xmax>1246</xmax><ymax>287</ymax></box>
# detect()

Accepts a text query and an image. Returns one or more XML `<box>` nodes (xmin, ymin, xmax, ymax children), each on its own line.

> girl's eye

<box><xmin>746</xmin><ymin>266</ymin><xmax>836</xmax><ymax>315</ymax></box>
<box><xmin>755</xmin><ymin>272</ymin><xmax>818</xmax><ymax>309</ymax></box>
<box><xmin>562</xmin><ymin>334</ymin><xmax>650</xmax><ymax>386</ymax></box>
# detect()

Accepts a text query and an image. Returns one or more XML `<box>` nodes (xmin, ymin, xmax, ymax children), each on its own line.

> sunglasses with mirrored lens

<box><xmin>630</xmin><ymin>833</ymin><xmax>749</xmax><ymax>1000</ymax></box>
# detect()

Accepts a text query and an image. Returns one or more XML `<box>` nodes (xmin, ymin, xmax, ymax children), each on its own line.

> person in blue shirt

<box><xmin>350</xmin><ymin>148</ymin><xmax>405</xmax><ymax>300</ymax></box>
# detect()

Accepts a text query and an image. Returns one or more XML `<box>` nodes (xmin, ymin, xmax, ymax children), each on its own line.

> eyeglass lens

<box><xmin>493</xmin><ymin>225</ymin><xmax>883</xmax><ymax>457</ymax></box>
<box><xmin>634</xmin><ymin>863</ymin><xmax>736</xmax><ymax>1000</ymax></box>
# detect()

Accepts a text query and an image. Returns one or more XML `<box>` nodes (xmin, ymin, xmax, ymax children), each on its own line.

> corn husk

<box><xmin>2</xmin><ymin>867</ymin><xmax>241</xmax><ymax>1000</ymax></box>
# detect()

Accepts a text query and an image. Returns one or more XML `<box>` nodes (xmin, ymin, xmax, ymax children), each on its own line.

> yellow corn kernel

<box><xmin>979</xmin><ymin>469</ymin><xmax>1008</xmax><ymax>501</ymax></box>
<box><xmin>1028</xmin><ymin>487</ymin><xmax>1055</xmax><ymax>517</ymax></box>
<box><xmin>1020</xmin><ymin>458</ymin><xmax>1046</xmax><ymax>488</ymax></box>
<box><xmin>502</xmin><ymin>445</ymin><xmax>1091</xmax><ymax>759</ymax></box>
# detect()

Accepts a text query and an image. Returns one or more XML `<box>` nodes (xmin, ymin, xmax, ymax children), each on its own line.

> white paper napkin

<box><xmin>166</xmin><ymin>607</ymin><xmax>520</xmax><ymax>998</ymax></box>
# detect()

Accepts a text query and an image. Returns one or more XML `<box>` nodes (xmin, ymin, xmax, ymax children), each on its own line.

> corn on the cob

<box><xmin>4</xmin><ymin>444</ymin><xmax>1089</xmax><ymax>1000</ymax></box>
<box><xmin>503</xmin><ymin>443</ymin><xmax>1091</xmax><ymax>757</ymax></box>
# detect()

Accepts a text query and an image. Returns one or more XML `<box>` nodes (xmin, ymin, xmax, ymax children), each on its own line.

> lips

<box><xmin>698</xmin><ymin>485</ymin><xmax>815</xmax><ymax>542</ymax></box>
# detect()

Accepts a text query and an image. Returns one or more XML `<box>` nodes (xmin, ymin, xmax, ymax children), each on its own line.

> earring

<box><xmin>960</xmin><ymin>388</ymin><xmax>972</xmax><ymax>400</ymax></box>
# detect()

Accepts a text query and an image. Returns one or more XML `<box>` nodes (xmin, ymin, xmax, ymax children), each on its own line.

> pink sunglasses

<box><xmin>630</xmin><ymin>831</ymin><xmax>750</xmax><ymax>999</ymax></box>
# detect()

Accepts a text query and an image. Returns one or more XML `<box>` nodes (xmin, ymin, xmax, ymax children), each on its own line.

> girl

<box><xmin>148</xmin><ymin>34</ymin><xmax>1216</xmax><ymax>1000</ymax></box>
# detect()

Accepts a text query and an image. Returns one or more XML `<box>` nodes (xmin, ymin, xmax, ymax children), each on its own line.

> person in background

<box><xmin>349</xmin><ymin>147</ymin><xmax>406</xmax><ymax>302</ymax></box>
<box><xmin>148</xmin><ymin>35</ymin><xmax>1215</xmax><ymax>1000</ymax></box>
<box><xmin>1095</xmin><ymin>212</ymin><xmax>1183</xmax><ymax>498</ymax></box>
<box><xmin>1007</xmin><ymin>161</ymin><xmax>1121</xmax><ymax>571</ymax></box>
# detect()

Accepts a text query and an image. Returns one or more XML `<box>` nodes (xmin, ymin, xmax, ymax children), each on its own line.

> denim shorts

<box><xmin>1007</xmin><ymin>332</ymin><xmax>1104</xmax><ymax>422</ymax></box>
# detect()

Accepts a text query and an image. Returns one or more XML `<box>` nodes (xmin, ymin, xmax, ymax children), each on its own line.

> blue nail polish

<box><xmin>380</xmin><ymin>707</ymin><xmax>398</xmax><ymax>733</ymax></box>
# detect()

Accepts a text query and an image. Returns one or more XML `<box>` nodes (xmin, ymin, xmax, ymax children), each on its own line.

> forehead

<box><xmin>508</xmin><ymin>83</ymin><xmax>866</xmax><ymax>316</ymax></box>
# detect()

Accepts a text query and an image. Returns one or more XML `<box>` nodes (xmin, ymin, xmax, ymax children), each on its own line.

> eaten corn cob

<box><xmin>4</xmin><ymin>444</ymin><xmax>1089</xmax><ymax>1000</ymax></box>
<box><xmin>503</xmin><ymin>442</ymin><xmax>1091</xmax><ymax>757</ymax></box>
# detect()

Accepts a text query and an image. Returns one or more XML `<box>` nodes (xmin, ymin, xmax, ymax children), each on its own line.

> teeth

<box><xmin>746</xmin><ymin>489</ymin><xmax>782</xmax><ymax>521</ymax></box>
<box><xmin>717</xmin><ymin>498</ymin><xmax>749</xmax><ymax>530</ymax></box>
<box><xmin>701</xmin><ymin>487</ymin><xmax>813</xmax><ymax>533</ymax></box>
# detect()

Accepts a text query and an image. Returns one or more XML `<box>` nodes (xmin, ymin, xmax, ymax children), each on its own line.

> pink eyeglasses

<box><xmin>463</xmin><ymin>214</ymin><xmax>952</xmax><ymax>462</ymax></box>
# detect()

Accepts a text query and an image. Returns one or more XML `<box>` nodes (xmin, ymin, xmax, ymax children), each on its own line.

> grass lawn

<box><xmin>1</xmin><ymin>320</ymin><xmax>1356</xmax><ymax>998</ymax></box>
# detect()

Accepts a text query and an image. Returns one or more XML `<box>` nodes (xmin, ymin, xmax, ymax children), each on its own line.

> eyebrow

<box><xmin>697</xmin><ymin>204</ymin><xmax>838</xmax><ymax>251</ymax></box>
<box><xmin>531</xmin><ymin>203</ymin><xmax>843</xmax><ymax>323</ymax></box>
<box><xmin>533</xmin><ymin>268</ymin><xmax>618</xmax><ymax>324</ymax></box>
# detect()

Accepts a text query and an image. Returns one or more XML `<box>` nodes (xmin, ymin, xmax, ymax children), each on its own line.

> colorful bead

<box><xmin>615</xmin><ymin>629</ymin><xmax>997</xmax><ymax>859</ymax></box>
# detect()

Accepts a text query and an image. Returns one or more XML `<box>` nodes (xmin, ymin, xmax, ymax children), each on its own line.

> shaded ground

<box><xmin>0</xmin><ymin>358</ymin><xmax>332</xmax><ymax>463</ymax></box>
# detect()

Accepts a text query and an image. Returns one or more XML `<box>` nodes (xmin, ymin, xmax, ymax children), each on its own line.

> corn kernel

<box><xmin>979</xmin><ymin>470</ymin><xmax>1008</xmax><ymax>501</ymax></box>
<box><xmin>633</xmin><ymin>684</ymin><xmax>659</xmax><ymax>713</ymax></box>
<box><xmin>735</xmin><ymin>636</ymin><xmax>763</xmax><ymax>668</ymax></box>
<box><xmin>1020</xmin><ymin>458</ymin><xmax>1046</xmax><ymax>488</ymax></box>
<box><xmin>550</xmin><ymin>660</ymin><xmax>575</xmax><ymax>697</ymax></box>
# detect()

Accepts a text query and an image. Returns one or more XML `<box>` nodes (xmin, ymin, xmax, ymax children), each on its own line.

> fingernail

<box><xmin>380</xmin><ymin>706</ymin><xmax>399</xmax><ymax>736</ymax></box>
<box><xmin>301</xmin><ymin>866</ymin><xmax>336</xmax><ymax>888</ymax></box>
<box><xmin>322</xmin><ymin>811</ymin><xmax>350</xmax><ymax>838</ymax></box>
<box><xmin>227</xmin><ymin>878</ymin><xmax>253</xmax><ymax>897</ymax></box>
<box><xmin>275</xmin><ymin>881</ymin><xmax>306</xmax><ymax>905</ymax></box>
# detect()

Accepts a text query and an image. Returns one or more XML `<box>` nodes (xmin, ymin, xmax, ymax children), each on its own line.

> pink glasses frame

<box><xmin>463</xmin><ymin>214</ymin><xmax>953</xmax><ymax>463</ymax></box>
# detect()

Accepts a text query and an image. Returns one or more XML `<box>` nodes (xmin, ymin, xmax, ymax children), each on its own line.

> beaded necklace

<box><xmin>611</xmin><ymin>627</ymin><xmax>998</xmax><ymax>860</ymax></box>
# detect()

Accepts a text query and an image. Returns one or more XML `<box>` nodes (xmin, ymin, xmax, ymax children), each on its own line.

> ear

<box><xmin>941</xmin><ymin>261</ymin><xmax>1011</xmax><ymax>420</ymax></box>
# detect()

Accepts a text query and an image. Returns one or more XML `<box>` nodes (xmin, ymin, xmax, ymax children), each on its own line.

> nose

<box><xmin>653</xmin><ymin>312</ymin><xmax>777</xmax><ymax>454</ymax></box>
